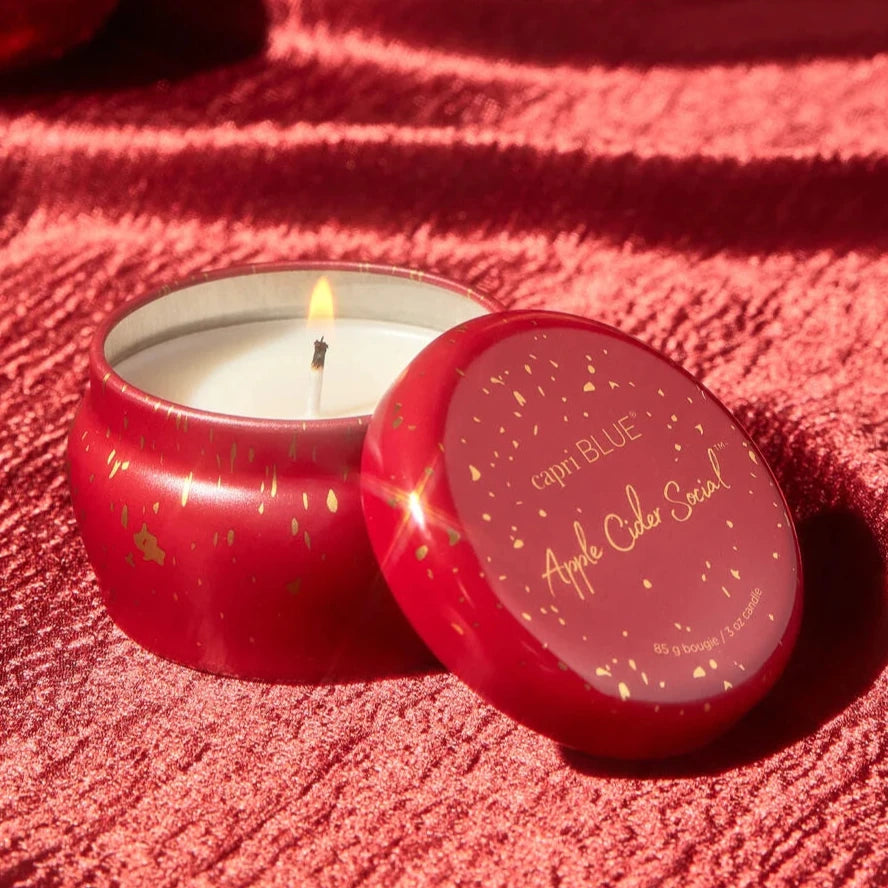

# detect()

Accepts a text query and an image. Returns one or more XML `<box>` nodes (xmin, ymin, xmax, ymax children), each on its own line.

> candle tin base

<box><xmin>67</xmin><ymin>263</ymin><xmax>499</xmax><ymax>681</ymax></box>
<box><xmin>361</xmin><ymin>310</ymin><xmax>803</xmax><ymax>758</ymax></box>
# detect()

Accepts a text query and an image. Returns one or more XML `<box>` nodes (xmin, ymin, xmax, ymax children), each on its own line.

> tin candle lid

<box><xmin>361</xmin><ymin>311</ymin><xmax>802</xmax><ymax>759</ymax></box>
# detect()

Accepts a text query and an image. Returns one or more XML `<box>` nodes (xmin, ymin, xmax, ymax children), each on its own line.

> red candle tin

<box><xmin>67</xmin><ymin>263</ymin><xmax>499</xmax><ymax>682</ymax></box>
<box><xmin>361</xmin><ymin>311</ymin><xmax>803</xmax><ymax>758</ymax></box>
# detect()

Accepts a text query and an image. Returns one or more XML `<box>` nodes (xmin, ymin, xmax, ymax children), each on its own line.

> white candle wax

<box><xmin>114</xmin><ymin>318</ymin><xmax>439</xmax><ymax>419</ymax></box>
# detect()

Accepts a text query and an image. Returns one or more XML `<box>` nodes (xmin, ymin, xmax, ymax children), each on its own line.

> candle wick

<box><xmin>311</xmin><ymin>336</ymin><xmax>329</xmax><ymax>369</ymax></box>
<box><xmin>307</xmin><ymin>337</ymin><xmax>329</xmax><ymax>418</ymax></box>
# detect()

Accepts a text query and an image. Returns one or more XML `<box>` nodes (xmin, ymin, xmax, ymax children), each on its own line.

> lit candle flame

<box><xmin>308</xmin><ymin>276</ymin><xmax>335</xmax><ymax>327</ymax></box>
<box><xmin>305</xmin><ymin>277</ymin><xmax>333</xmax><ymax>419</ymax></box>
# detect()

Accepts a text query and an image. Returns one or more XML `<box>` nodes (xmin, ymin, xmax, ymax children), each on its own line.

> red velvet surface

<box><xmin>2</xmin><ymin>2</ymin><xmax>888</xmax><ymax>885</ymax></box>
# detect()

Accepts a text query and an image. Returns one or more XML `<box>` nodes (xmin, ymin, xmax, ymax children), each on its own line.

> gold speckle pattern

<box><xmin>133</xmin><ymin>523</ymin><xmax>165</xmax><ymax>566</ymax></box>
<box><xmin>327</xmin><ymin>489</ymin><xmax>338</xmax><ymax>513</ymax></box>
<box><xmin>415</xmin><ymin>545</ymin><xmax>429</xmax><ymax>561</ymax></box>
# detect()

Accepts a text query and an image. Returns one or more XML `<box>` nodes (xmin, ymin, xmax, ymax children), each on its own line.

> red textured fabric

<box><xmin>2</xmin><ymin>2</ymin><xmax>888</xmax><ymax>885</ymax></box>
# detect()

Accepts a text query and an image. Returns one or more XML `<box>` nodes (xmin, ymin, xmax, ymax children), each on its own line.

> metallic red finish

<box><xmin>67</xmin><ymin>262</ymin><xmax>499</xmax><ymax>682</ymax></box>
<box><xmin>361</xmin><ymin>311</ymin><xmax>803</xmax><ymax>758</ymax></box>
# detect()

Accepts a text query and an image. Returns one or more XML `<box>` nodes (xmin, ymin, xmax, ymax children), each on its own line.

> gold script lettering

<box><xmin>542</xmin><ymin>521</ymin><xmax>604</xmax><ymax>600</ymax></box>
<box><xmin>604</xmin><ymin>484</ymin><xmax>662</xmax><ymax>552</ymax></box>
<box><xmin>664</xmin><ymin>447</ymin><xmax>731</xmax><ymax>522</ymax></box>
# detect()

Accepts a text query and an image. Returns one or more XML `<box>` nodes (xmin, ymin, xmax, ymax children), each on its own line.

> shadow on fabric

<box><xmin>9</xmin><ymin>138</ymin><xmax>888</xmax><ymax>256</ymax></box>
<box><xmin>0</xmin><ymin>0</ymin><xmax>269</xmax><ymax>95</ymax></box>
<box><xmin>304</xmin><ymin>0</ymin><xmax>888</xmax><ymax>67</ymax></box>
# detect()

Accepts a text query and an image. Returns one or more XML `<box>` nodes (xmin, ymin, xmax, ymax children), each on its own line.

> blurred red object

<box><xmin>0</xmin><ymin>0</ymin><xmax>117</xmax><ymax>70</ymax></box>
